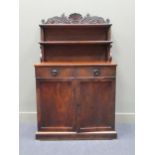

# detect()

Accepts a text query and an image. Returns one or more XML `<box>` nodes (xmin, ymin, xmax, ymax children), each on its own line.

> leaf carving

<box><xmin>42</xmin><ymin>13</ymin><xmax>110</xmax><ymax>24</ymax></box>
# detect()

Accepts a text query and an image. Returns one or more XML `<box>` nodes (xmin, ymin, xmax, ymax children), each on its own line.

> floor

<box><xmin>19</xmin><ymin>122</ymin><xmax>135</xmax><ymax>155</ymax></box>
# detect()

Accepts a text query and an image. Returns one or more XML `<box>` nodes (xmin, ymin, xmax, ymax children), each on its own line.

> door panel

<box><xmin>38</xmin><ymin>80</ymin><xmax>75</xmax><ymax>131</ymax></box>
<box><xmin>78</xmin><ymin>79</ymin><xmax>115</xmax><ymax>132</ymax></box>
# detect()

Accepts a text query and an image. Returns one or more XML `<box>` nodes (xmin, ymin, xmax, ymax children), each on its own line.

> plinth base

<box><xmin>36</xmin><ymin>131</ymin><xmax>117</xmax><ymax>140</ymax></box>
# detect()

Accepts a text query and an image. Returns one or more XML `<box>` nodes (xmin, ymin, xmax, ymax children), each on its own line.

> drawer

<box><xmin>35</xmin><ymin>67</ymin><xmax>74</xmax><ymax>79</ymax></box>
<box><xmin>76</xmin><ymin>66</ymin><xmax>116</xmax><ymax>77</ymax></box>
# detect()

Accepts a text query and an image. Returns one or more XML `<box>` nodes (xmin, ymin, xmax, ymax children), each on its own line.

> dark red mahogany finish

<box><xmin>34</xmin><ymin>13</ymin><xmax>117</xmax><ymax>140</ymax></box>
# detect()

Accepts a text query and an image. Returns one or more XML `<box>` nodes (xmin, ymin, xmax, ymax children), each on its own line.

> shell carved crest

<box><xmin>41</xmin><ymin>13</ymin><xmax>110</xmax><ymax>24</ymax></box>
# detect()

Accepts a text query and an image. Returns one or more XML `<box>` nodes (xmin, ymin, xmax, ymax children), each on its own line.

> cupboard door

<box><xmin>78</xmin><ymin>79</ymin><xmax>115</xmax><ymax>132</ymax></box>
<box><xmin>37</xmin><ymin>80</ymin><xmax>75</xmax><ymax>132</ymax></box>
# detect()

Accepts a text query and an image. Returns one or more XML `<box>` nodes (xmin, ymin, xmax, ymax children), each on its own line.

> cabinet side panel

<box><xmin>36</xmin><ymin>80</ymin><xmax>42</xmax><ymax>130</ymax></box>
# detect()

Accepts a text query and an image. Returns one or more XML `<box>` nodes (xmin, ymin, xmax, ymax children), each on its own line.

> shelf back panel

<box><xmin>43</xmin><ymin>44</ymin><xmax>108</xmax><ymax>62</ymax></box>
<box><xmin>42</xmin><ymin>26</ymin><xmax>110</xmax><ymax>41</ymax></box>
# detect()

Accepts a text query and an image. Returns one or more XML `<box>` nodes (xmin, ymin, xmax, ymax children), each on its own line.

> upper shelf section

<box><xmin>39</xmin><ymin>13</ymin><xmax>113</xmax><ymax>62</ymax></box>
<box><xmin>40</xmin><ymin>13</ymin><xmax>111</xmax><ymax>41</ymax></box>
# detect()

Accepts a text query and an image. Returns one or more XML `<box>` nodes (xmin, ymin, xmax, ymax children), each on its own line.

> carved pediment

<box><xmin>42</xmin><ymin>13</ymin><xmax>110</xmax><ymax>24</ymax></box>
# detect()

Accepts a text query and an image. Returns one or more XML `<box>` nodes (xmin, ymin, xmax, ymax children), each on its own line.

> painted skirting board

<box><xmin>19</xmin><ymin>112</ymin><xmax>135</xmax><ymax>123</ymax></box>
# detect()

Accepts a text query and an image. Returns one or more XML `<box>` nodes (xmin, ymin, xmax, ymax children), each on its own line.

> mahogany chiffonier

<box><xmin>34</xmin><ymin>13</ymin><xmax>117</xmax><ymax>140</ymax></box>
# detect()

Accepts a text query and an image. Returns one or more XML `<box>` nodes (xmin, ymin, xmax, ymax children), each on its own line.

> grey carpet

<box><xmin>19</xmin><ymin>123</ymin><xmax>134</xmax><ymax>155</ymax></box>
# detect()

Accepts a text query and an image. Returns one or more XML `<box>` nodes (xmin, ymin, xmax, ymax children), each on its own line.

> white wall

<box><xmin>19</xmin><ymin>0</ymin><xmax>135</xmax><ymax>118</ymax></box>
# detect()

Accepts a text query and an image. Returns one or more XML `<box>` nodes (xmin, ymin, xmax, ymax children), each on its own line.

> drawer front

<box><xmin>35</xmin><ymin>67</ymin><xmax>74</xmax><ymax>79</ymax></box>
<box><xmin>76</xmin><ymin>66</ymin><xmax>116</xmax><ymax>78</ymax></box>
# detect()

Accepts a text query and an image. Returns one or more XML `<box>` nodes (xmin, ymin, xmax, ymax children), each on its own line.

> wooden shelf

<box><xmin>34</xmin><ymin>61</ymin><xmax>117</xmax><ymax>67</ymax></box>
<box><xmin>39</xmin><ymin>24</ymin><xmax>112</xmax><ymax>27</ymax></box>
<box><xmin>39</xmin><ymin>41</ymin><xmax>112</xmax><ymax>45</ymax></box>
